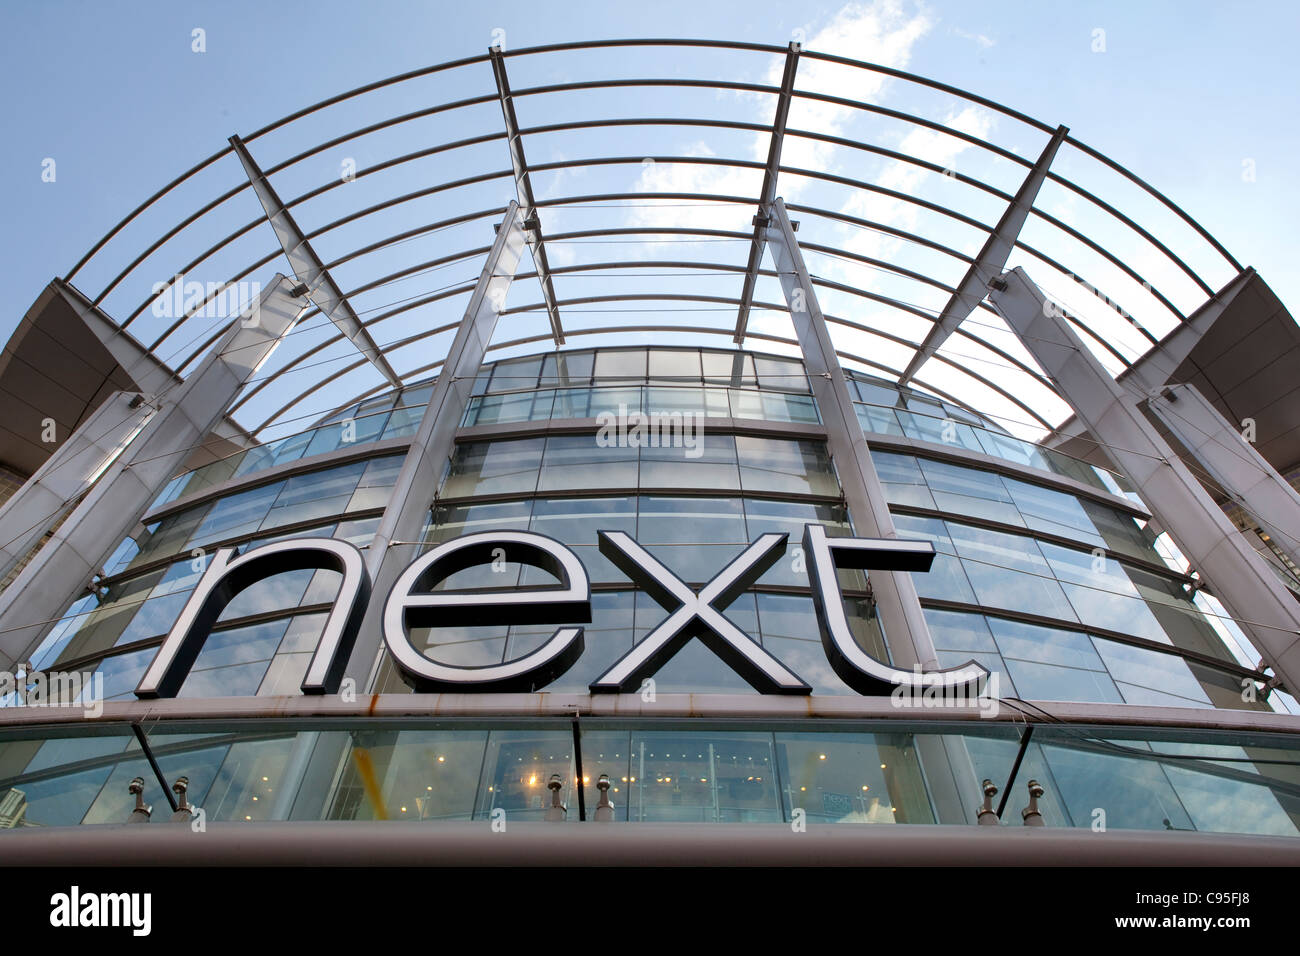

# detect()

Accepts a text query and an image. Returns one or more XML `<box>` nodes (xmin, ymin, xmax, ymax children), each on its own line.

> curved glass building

<box><xmin>1</xmin><ymin>40</ymin><xmax>1298</xmax><ymax>863</ymax></box>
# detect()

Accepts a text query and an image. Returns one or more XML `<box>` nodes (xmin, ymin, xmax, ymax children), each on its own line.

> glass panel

<box><xmin>644</xmin><ymin>385</ymin><xmax>727</xmax><ymax>419</ymax></box>
<box><xmin>757</xmin><ymin>593</ymin><xmax>881</xmax><ymax>695</ymax></box>
<box><xmin>594</xmin><ymin>348</ymin><xmax>647</xmax><ymax>384</ymax></box>
<box><xmin>633</xmin><ymin>592</ymin><xmax>759</xmax><ymax>694</ymax></box>
<box><xmin>974</xmin><ymin>429</ymin><xmax>1052</xmax><ymax>471</ymax></box>
<box><xmin>527</xmin><ymin>497</ymin><xmax>636</xmax><ymax>583</ymax></box>
<box><xmin>303</xmin><ymin>411</ymin><xmax>389</xmax><ymax>458</ymax></box>
<box><xmin>872</xmin><ymin>451</ymin><xmax>936</xmax><ymax>509</ymax></box>
<box><xmin>217</xmin><ymin>569</ymin><xmax>316</xmax><ymax>621</ymax></box>
<box><xmin>429</xmin><ymin>500</ymin><xmax>534</xmax><ymax>541</ymax></box>
<box><xmin>261</xmin><ymin>461</ymin><xmax>368</xmax><ymax>530</ymax></box>
<box><xmin>346</xmin><ymin>455</ymin><xmax>403</xmax><ymax>511</ymax></box>
<box><xmin>396</xmin><ymin>382</ymin><xmax>435</xmax><ymax>407</ymax></box>
<box><xmin>897</xmin><ymin>410</ymin><xmax>985</xmax><ymax>453</ymax></box>
<box><xmin>944</xmin><ymin>522</ymin><xmax>1080</xmax><ymax>621</ymax></box>
<box><xmin>90</xmin><ymin>645</ymin><xmax>158</xmax><ymax>701</ymax></box>
<box><xmin>442</xmin><ymin>439</ymin><xmax>543</xmax><ymax>497</ymax></box>
<box><xmin>762</xmin><ymin>391</ymin><xmax>819</xmax><ymax>423</ymax></box>
<box><xmin>1003</xmin><ymin>476</ymin><xmax>1106</xmax><ymax>547</ymax></box>
<box><xmin>187</xmin><ymin>481</ymin><xmax>284</xmax><ymax>548</ymax></box>
<box><xmin>381</xmin><ymin>404</ymin><xmax>424</xmax><ymax>439</ymax></box>
<box><xmin>702</xmin><ymin>350</ymin><xmax>755</xmax><ymax>387</ymax></box>
<box><xmin>467</xmin><ymin>390</ymin><xmax>551</xmax><ymax>425</ymax></box>
<box><xmin>917</xmin><ymin>458</ymin><xmax>1023</xmax><ymax>526</ymax></box>
<box><xmin>754</xmin><ymin>355</ymin><xmax>807</xmax><ymax>392</ymax></box>
<box><xmin>736</xmin><ymin>436</ymin><xmax>838</xmax><ymax>497</ymax></box>
<box><xmin>1040</xmin><ymin>543</ymin><xmax>1169</xmax><ymax>644</ymax></box>
<box><xmin>775</xmin><ymin>731</ymin><xmax>934</xmax><ymax>823</ymax></box>
<box><xmin>540</xmin><ymin>350</ymin><xmax>594</xmax><ymax>387</ymax></box>
<box><xmin>573</xmin><ymin>386</ymin><xmax>644</xmax><ymax>420</ymax></box>
<box><xmin>628</xmin><ymin>731</ymin><xmax>781</xmax><ymax>822</ymax></box>
<box><xmin>177</xmin><ymin>619</ymin><xmax>292</xmax><ymax>697</ymax></box>
<box><xmin>486</xmin><ymin>355</ymin><xmax>542</xmax><ymax>392</ymax></box>
<box><xmin>857</xmin><ymin>403</ymin><xmax>905</xmax><ymax>436</ymax></box>
<box><xmin>3</xmin><ymin>723</ymin><xmax>1297</xmax><ymax>834</ymax></box>
<box><xmin>515</xmin><ymin>591</ymin><xmax>635</xmax><ymax>692</ymax></box>
<box><xmin>232</xmin><ymin>440</ymin><xmax>287</xmax><ymax>479</ymax></box>
<box><xmin>639</xmin><ymin>432</ymin><xmax>739</xmax><ymax>490</ymax></box>
<box><xmin>745</xmin><ymin>498</ymin><xmax>851</xmax><ymax>587</ymax></box>
<box><xmin>648</xmin><ymin>348</ymin><xmax>702</xmax><ymax>384</ymax></box>
<box><xmin>328</xmin><ymin>729</ymin><xmax>488</xmax><ymax>821</ymax></box>
<box><xmin>537</xmin><ymin>435</ymin><xmax>638</xmax><ymax>491</ymax></box>
<box><xmin>1094</xmin><ymin>639</ymin><xmax>1213</xmax><ymax>706</ymax></box>
<box><xmin>851</xmin><ymin>378</ymin><xmax>903</xmax><ymax>406</ymax></box>
<box><xmin>637</xmin><ymin>496</ymin><xmax>748</xmax><ymax>583</ymax></box>
<box><xmin>925</xmin><ymin>608</ymin><xmax>998</xmax><ymax>652</ymax></box>
<box><xmin>476</xmin><ymin>730</ymin><xmax>575</xmax><ymax>821</ymax></box>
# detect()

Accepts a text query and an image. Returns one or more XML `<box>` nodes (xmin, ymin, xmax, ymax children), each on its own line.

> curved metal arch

<box><xmin>161</xmin><ymin>198</ymin><xmax>1127</xmax><ymax>430</ymax></box>
<box><xmin>70</xmin><ymin>37</ymin><xmax>1236</xmax><ymax>304</ymax></box>
<box><xmin>106</xmin><ymin>115</ymin><xmax>1189</xmax><ymax>382</ymax></box>
<box><xmin>1011</xmin><ymin>242</ymin><xmax>1159</xmax><ymax>361</ymax></box>
<box><xmin>106</xmin><ymin>107</ymin><xmax>1184</xmax><ymax>352</ymax></box>
<box><xmin>66</xmin><ymin>45</ymin><xmax>504</xmax><ymax>281</ymax></box>
<box><xmin>157</xmin><ymin>202</ymin><xmax>512</xmax><ymax>367</ymax></box>
<box><xmin>128</xmin><ymin>164</ymin><xmax>515</xmax><ymax>336</ymax></box>
<box><xmin>234</xmin><ymin>287</ymin><xmax>480</xmax><ymax>419</ymax></box>
<box><xmin>234</xmin><ymin>243</ymin><xmax>1060</xmax><ymax>438</ymax></box>
<box><xmin>793</xmin><ymin>45</ymin><xmax>1234</xmax><ymax>280</ymax></box>
<box><xmin>1063</xmin><ymin>133</ymin><xmax>1241</xmax><ymax>273</ymax></box>
<box><xmin>98</xmin><ymin>124</ymin><xmax>508</xmax><ymax>311</ymax></box>
<box><xmin>53</xmin><ymin>37</ymin><xmax>1250</xmax><ymax>448</ymax></box>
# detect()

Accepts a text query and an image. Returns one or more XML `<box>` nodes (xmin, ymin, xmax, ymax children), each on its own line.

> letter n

<box><xmin>134</xmin><ymin>538</ymin><xmax>371</xmax><ymax>698</ymax></box>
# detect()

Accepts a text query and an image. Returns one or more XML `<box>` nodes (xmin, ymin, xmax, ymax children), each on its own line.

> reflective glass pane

<box><xmin>187</xmin><ymin>481</ymin><xmax>284</xmax><ymax>547</ymax></box>
<box><xmin>476</xmin><ymin>730</ymin><xmax>575</xmax><ymax>821</ymax></box>
<box><xmin>857</xmin><ymin>403</ymin><xmax>905</xmax><ymax>436</ymax></box>
<box><xmin>897</xmin><ymin>410</ymin><xmax>985</xmax><ymax>453</ymax></box>
<box><xmin>628</xmin><ymin>731</ymin><xmax>780</xmax><ymax>822</ymax></box>
<box><xmin>328</xmin><ymin>729</ymin><xmax>488</xmax><ymax>821</ymax></box>
<box><xmin>540</xmin><ymin>350</ymin><xmax>594</xmax><ymax>387</ymax></box>
<box><xmin>648</xmin><ymin>348</ymin><xmax>702</xmax><ymax>383</ymax></box>
<box><xmin>736</xmin><ymin>436</ymin><xmax>838</xmax><ymax>496</ymax></box>
<box><xmin>639</xmin><ymin>432</ymin><xmax>738</xmax><ymax>490</ymax></box>
<box><xmin>754</xmin><ymin>355</ymin><xmax>807</xmax><ymax>392</ymax></box>
<box><xmin>487</xmin><ymin>356</ymin><xmax>542</xmax><ymax>392</ymax></box>
<box><xmin>594</xmin><ymin>349</ymin><xmax>647</xmax><ymax>384</ymax></box>
<box><xmin>442</xmin><ymin>439</ymin><xmax>543</xmax><ymax>497</ymax></box>
<box><xmin>702</xmin><ymin>350</ymin><xmax>755</xmax><ymax>387</ymax></box>
<box><xmin>917</xmin><ymin>457</ymin><xmax>1023</xmax><ymax>526</ymax></box>
<box><xmin>775</xmin><ymin>731</ymin><xmax>934</xmax><ymax>823</ymax></box>
<box><xmin>262</xmin><ymin>461</ymin><xmax>367</xmax><ymax>530</ymax></box>
<box><xmin>537</xmin><ymin>435</ymin><xmax>638</xmax><ymax>491</ymax></box>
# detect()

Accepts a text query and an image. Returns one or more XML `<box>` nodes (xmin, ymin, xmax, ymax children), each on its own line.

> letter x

<box><xmin>590</xmin><ymin>531</ymin><xmax>811</xmax><ymax>695</ymax></box>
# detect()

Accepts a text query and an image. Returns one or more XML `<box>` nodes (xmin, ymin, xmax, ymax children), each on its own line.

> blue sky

<box><xmin>1</xmin><ymin>0</ymin><xmax>1296</xmax><ymax>436</ymax></box>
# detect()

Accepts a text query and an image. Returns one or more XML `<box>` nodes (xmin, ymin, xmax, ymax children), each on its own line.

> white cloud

<box><xmin>625</xmin><ymin>0</ymin><xmax>937</xmax><ymax>226</ymax></box>
<box><xmin>950</xmin><ymin>26</ymin><xmax>995</xmax><ymax>49</ymax></box>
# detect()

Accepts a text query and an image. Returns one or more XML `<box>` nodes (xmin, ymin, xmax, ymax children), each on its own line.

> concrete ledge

<box><xmin>1</xmin><ymin>821</ymin><xmax>1296</xmax><ymax>866</ymax></box>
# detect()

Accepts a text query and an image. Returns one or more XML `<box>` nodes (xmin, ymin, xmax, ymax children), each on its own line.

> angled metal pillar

<box><xmin>899</xmin><ymin>126</ymin><xmax>1067</xmax><ymax>386</ymax></box>
<box><xmin>347</xmin><ymin>202</ymin><xmax>528</xmax><ymax>688</ymax></box>
<box><xmin>489</xmin><ymin>46</ymin><xmax>564</xmax><ymax>345</ymax></box>
<box><xmin>1147</xmin><ymin>381</ymin><xmax>1300</xmax><ymax>568</ymax></box>
<box><xmin>988</xmin><ymin>266</ymin><xmax>1300</xmax><ymax>695</ymax></box>
<box><xmin>734</xmin><ymin>41</ymin><xmax>800</xmax><ymax>344</ymax></box>
<box><xmin>763</xmin><ymin>197</ymin><xmax>939</xmax><ymax>672</ymax></box>
<box><xmin>1044</xmin><ymin>268</ymin><xmax>1257</xmax><ymax>453</ymax></box>
<box><xmin>0</xmin><ymin>275</ymin><xmax>307</xmax><ymax>669</ymax></box>
<box><xmin>230</xmin><ymin>135</ymin><xmax>402</xmax><ymax>388</ymax></box>
<box><xmin>0</xmin><ymin>391</ymin><xmax>155</xmax><ymax>587</ymax></box>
